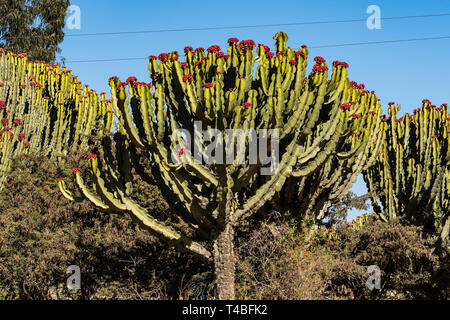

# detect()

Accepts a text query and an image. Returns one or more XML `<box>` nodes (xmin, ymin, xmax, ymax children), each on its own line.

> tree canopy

<box><xmin>0</xmin><ymin>0</ymin><xmax>69</xmax><ymax>62</ymax></box>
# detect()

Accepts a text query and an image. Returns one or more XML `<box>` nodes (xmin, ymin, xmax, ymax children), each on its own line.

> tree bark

<box><xmin>213</xmin><ymin>223</ymin><xmax>235</xmax><ymax>299</ymax></box>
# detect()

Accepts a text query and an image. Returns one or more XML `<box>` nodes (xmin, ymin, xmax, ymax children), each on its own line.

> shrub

<box><xmin>0</xmin><ymin>153</ymin><xmax>209</xmax><ymax>300</ymax></box>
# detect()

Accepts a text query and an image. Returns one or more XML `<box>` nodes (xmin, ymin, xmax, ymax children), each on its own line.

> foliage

<box><xmin>0</xmin><ymin>153</ymin><xmax>210</xmax><ymax>299</ymax></box>
<box><xmin>235</xmin><ymin>215</ymin><xmax>448</xmax><ymax>300</ymax></box>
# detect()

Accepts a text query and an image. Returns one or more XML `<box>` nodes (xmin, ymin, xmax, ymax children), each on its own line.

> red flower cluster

<box><xmin>228</xmin><ymin>38</ymin><xmax>239</xmax><ymax>44</ymax></box>
<box><xmin>87</xmin><ymin>153</ymin><xmax>97</xmax><ymax>159</ymax></box>
<box><xmin>244</xmin><ymin>102</ymin><xmax>252</xmax><ymax>109</ymax></box>
<box><xmin>158</xmin><ymin>53</ymin><xmax>169</xmax><ymax>61</ymax></box>
<box><xmin>126</xmin><ymin>76</ymin><xmax>137</xmax><ymax>83</ymax></box>
<box><xmin>289</xmin><ymin>59</ymin><xmax>297</xmax><ymax>66</ymax></box>
<box><xmin>20</xmin><ymin>83</ymin><xmax>27</xmax><ymax>89</ymax></box>
<box><xmin>1</xmin><ymin>118</ymin><xmax>8</xmax><ymax>126</ymax></box>
<box><xmin>388</xmin><ymin>102</ymin><xmax>395</xmax><ymax>106</ymax></box>
<box><xmin>216</xmin><ymin>52</ymin><xmax>225</xmax><ymax>59</ymax></box>
<box><xmin>29</xmin><ymin>81</ymin><xmax>43</xmax><ymax>88</ymax></box>
<box><xmin>352</xmin><ymin>114</ymin><xmax>361</xmax><ymax>119</ymax></box>
<box><xmin>314</xmin><ymin>56</ymin><xmax>325</xmax><ymax>64</ymax></box>
<box><xmin>183</xmin><ymin>74</ymin><xmax>194</xmax><ymax>83</ymax></box>
<box><xmin>57</xmin><ymin>178</ymin><xmax>65</xmax><ymax>182</ymax></box>
<box><xmin>266</xmin><ymin>52</ymin><xmax>274</xmax><ymax>58</ymax></box>
<box><xmin>301</xmin><ymin>45</ymin><xmax>308</xmax><ymax>48</ymax></box>
<box><xmin>431</xmin><ymin>135</ymin><xmax>438</xmax><ymax>139</ymax></box>
<box><xmin>263</xmin><ymin>45</ymin><xmax>270</xmax><ymax>52</ymax></box>
<box><xmin>276</xmin><ymin>51</ymin><xmax>287</xmax><ymax>57</ymax></box>
<box><xmin>13</xmin><ymin>118</ymin><xmax>22</xmax><ymax>125</ymax></box>
<box><xmin>295</xmin><ymin>51</ymin><xmax>306</xmax><ymax>59</ymax></box>
<box><xmin>422</xmin><ymin>99</ymin><xmax>431</xmax><ymax>104</ymax></box>
<box><xmin>239</xmin><ymin>40</ymin><xmax>255</xmax><ymax>50</ymax></box>
<box><xmin>181</xmin><ymin>62</ymin><xmax>187</xmax><ymax>69</ymax></box>
<box><xmin>23</xmin><ymin>141</ymin><xmax>30</xmax><ymax>147</ymax></box>
<box><xmin>369</xmin><ymin>110</ymin><xmax>377</xmax><ymax>115</ymax></box>
<box><xmin>340</xmin><ymin>103</ymin><xmax>351</xmax><ymax>110</ymax></box>
<box><xmin>312</xmin><ymin>64</ymin><xmax>328</xmax><ymax>74</ymax></box>
<box><xmin>195</xmin><ymin>47</ymin><xmax>205</xmax><ymax>52</ymax></box>
<box><xmin>184</xmin><ymin>46</ymin><xmax>193</xmax><ymax>53</ymax></box>
<box><xmin>73</xmin><ymin>168</ymin><xmax>82</xmax><ymax>174</ymax></box>
<box><xmin>204</xmin><ymin>82</ymin><xmax>213</xmax><ymax>88</ymax></box>
<box><xmin>148</xmin><ymin>55</ymin><xmax>157</xmax><ymax>60</ymax></box>
<box><xmin>386</xmin><ymin>176</ymin><xmax>392</xmax><ymax>180</ymax></box>
<box><xmin>333</xmin><ymin>61</ymin><xmax>349</xmax><ymax>68</ymax></box>
<box><xmin>18</xmin><ymin>133</ymin><xmax>26</xmax><ymax>141</ymax></box>
<box><xmin>207</xmin><ymin>45</ymin><xmax>221</xmax><ymax>53</ymax></box>
<box><xmin>0</xmin><ymin>100</ymin><xmax>5</xmax><ymax>109</ymax></box>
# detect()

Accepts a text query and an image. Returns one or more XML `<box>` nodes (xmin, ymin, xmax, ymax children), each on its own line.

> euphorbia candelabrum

<box><xmin>0</xmin><ymin>49</ymin><xmax>115</xmax><ymax>188</ymax></box>
<box><xmin>363</xmin><ymin>100</ymin><xmax>449</xmax><ymax>246</ymax></box>
<box><xmin>59</xmin><ymin>32</ymin><xmax>383</xmax><ymax>299</ymax></box>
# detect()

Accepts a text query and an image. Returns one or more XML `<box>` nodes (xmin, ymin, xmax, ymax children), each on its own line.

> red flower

<box><xmin>73</xmin><ymin>168</ymin><xmax>82</xmax><ymax>174</ymax></box>
<box><xmin>23</xmin><ymin>141</ymin><xmax>31</xmax><ymax>147</ymax></box>
<box><xmin>215</xmin><ymin>52</ymin><xmax>225</xmax><ymax>59</ymax></box>
<box><xmin>18</xmin><ymin>133</ymin><xmax>26</xmax><ymax>141</ymax></box>
<box><xmin>314</xmin><ymin>56</ymin><xmax>325</xmax><ymax>64</ymax></box>
<box><xmin>13</xmin><ymin>118</ymin><xmax>22</xmax><ymax>125</ymax></box>
<box><xmin>195</xmin><ymin>60</ymin><xmax>203</xmax><ymax>66</ymax></box>
<box><xmin>126</xmin><ymin>76</ymin><xmax>137</xmax><ymax>84</ymax></box>
<box><xmin>1</xmin><ymin>118</ymin><xmax>8</xmax><ymax>126</ymax></box>
<box><xmin>223</xmin><ymin>54</ymin><xmax>229</xmax><ymax>60</ymax></box>
<box><xmin>431</xmin><ymin>135</ymin><xmax>438</xmax><ymax>139</ymax></box>
<box><xmin>301</xmin><ymin>44</ymin><xmax>308</xmax><ymax>48</ymax></box>
<box><xmin>239</xmin><ymin>40</ymin><xmax>256</xmax><ymax>50</ymax></box>
<box><xmin>263</xmin><ymin>45</ymin><xmax>270</xmax><ymax>52</ymax></box>
<box><xmin>295</xmin><ymin>51</ymin><xmax>305</xmax><ymax>59</ymax></box>
<box><xmin>57</xmin><ymin>178</ymin><xmax>65</xmax><ymax>182</ymax></box>
<box><xmin>333</xmin><ymin>61</ymin><xmax>349</xmax><ymax>68</ymax></box>
<box><xmin>204</xmin><ymin>82</ymin><xmax>213</xmax><ymax>88</ymax></box>
<box><xmin>9</xmin><ymin>131</ymin><xmax>13</xmax><ymax>139</ymax></box>
<box><xmin>228</xmin><ymin>88</ymin><xmax>233</xmax><ymax>92</ymax></box>
<box><xmin>386</xmin><ymin>176</ymin><xmax>392</xmax><ymax>180</ymax></box>
<box><xmin>244</xmin><ymin>102</ymin><xmax>252</xmax><ymax>109</ymax></box>
<box><xmin>289</xmin><ymin>59</ymin><xmax>297</xmax><ymax>66</ymax></box>
<box><xmin>369</xmin><ymin>110</ymin><xmax>377</xmax><ymax>115</ymax></box>
<box><xmin>178</xmin><ymin>148</ymin><xmax>186</xmax><ymax>157</ymax></box>
<box><xmin>181</xmin><ymin>62</ymin><xmax>187</xmax><ymax>69</ymax></box>
<box><xmin>340</xmin><ymin>103</ymin><xmax>351</xmax><ymax>110</ymax></box>
<box><xmin>148</xmin><ymin>55</ymin><xmax>157</xmax><ymax>60</ymax></box>
<box><xmin>184</xmin><ymin>46</ymin><xmax>193</xmax><ymax>53</ymax></box>
<box><xmin>388</xmin><ymin>101</ymin><xmax>395</xmax><ymax>106</ymax></box>
<box><xmin>158</xmin><ymin>53</ymin><xmax>169</xmax><ymax>61</ymax></box>
<box><xmin>352</xmin><ymin>114</ymin><xmax>361</xmax><ymax>119</ymax></box>
<box><xmin>207</xmin><ymin>45</ymin><xmax>221</xmax><ymax>53</ymax></box>
<box><xmin>195</xmin><ymin>47</ymin><xmax>204</xmax><ymax>52</ymax></box>
<box><xmin>0</xmin><ymin>100</ymin><xmax>5</xmax><ymax>109</ymax></box>
<box><xmin>183</xmin><ymin>74</ymin><xmax>194</xmax><ymax>83</ymax></box>
<box><xmin>266</xmin><ymin>52</ymin><xmax>274</xmax><ymax>58</ymax></box>
<box><xmin>87</xmin><ymin>153</ymin><xmax>97</xmax><ymax>159</ymax></box>
<box><xmin>228</xmin><ymin>37</ymin><xmax>239</xmax><ymax>44</ymax></box>
<box><xmin>20</xmin><ymin>83</ymin><xmax>27</xmax><ymax>89</ymax></box>
<box><xmin>0</xmin><ymin>81</ymin><xmax>4</xmax><ymax>87</ymax></box>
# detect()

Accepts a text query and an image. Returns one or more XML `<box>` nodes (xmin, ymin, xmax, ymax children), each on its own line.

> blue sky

<box><xmin>59</xmin><ymin>0</ymin><xmax>450</xmax><ymax>220</ymax></box>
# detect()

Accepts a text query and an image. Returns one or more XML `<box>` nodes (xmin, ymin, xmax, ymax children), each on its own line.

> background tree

<box><xmin>0</xmin><ymin>0</ymin><xmax>69</xmax><ymax>62</ymax></box>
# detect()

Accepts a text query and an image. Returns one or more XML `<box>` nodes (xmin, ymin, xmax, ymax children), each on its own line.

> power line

<box><xmin>65</xmin><ymin>35</ymin><xmax>450</xmax><ymax>63</ymax></box>
<box><xmin>64</xmin><ymin>13</ymin><xmax>450</xmax><ymax>38</ymax></box>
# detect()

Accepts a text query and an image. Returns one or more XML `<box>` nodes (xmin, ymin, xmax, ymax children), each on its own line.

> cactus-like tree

<box><xmin>60</xmin><ymin>32</ymin><xmax>382</xmax><ymax>299</ymax></box>
<box><xmin>363</xmin><ymin>100</ymin><xmax>449</xmax><ymax>246</ymax></box>
<box><xmin>0</xmin><ymin>48</ymin><xmax>114</xmax><ymax>187</ymax></box>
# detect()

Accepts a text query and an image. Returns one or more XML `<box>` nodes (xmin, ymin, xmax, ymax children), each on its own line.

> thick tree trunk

<box><xmin>213</xmin><ymin>223</ymin><xmax>235</xmax><ymax>299</ymax></box>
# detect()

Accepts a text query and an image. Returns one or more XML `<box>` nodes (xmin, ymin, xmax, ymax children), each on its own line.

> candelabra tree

<box><xmin>0</xmin><ymin>48</ymin><xmax>114</xmax><ymax>187</ymax></box>
<box><xmin>363</xmin><ymin>100</ymin><xmax>449</xmax><ymax>246</ymax></box>
<box><xmin>59</xmin><ymin>32</ymin><xmax>379</xmax><ymax>299</ymax></box>
<box><xmin>268</xmin><ymin>80</ymin><xmax>385</xmax><ymax>227</ymax></box>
